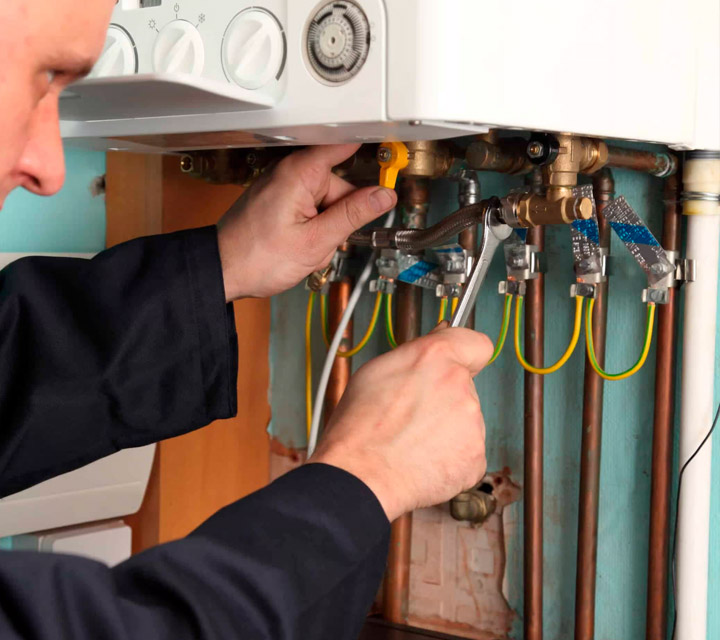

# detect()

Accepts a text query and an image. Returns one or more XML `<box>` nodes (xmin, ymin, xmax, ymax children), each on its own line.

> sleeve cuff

<box><xmin>183</xmin><ymin>226</ymin><xmax>238</xmax><ymax>422</ymax></box>
<box><xmin>191</xmin><ymin>462</ymin><xmax>390</xmax><ymax>556</ymax></box>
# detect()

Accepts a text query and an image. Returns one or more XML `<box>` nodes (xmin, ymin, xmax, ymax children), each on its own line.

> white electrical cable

<box><xmin>307</xmin><ymin>209</ymin><xmax>396</xmax><ymax>456</ymax></box>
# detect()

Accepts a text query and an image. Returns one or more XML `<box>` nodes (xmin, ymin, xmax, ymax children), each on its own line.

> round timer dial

<box><xmin>222</xmin><ymin>9</ymin><xmax>286</xmax><ymax>90</ymax></box>
<box><xmin>306</xmin><ymin>1</ymin><xmax>370</xmax><ymax>84</ymax></box>
<box><xmin>153</xmin><ymin>20</ymin><xmax>205</xmax><ymax>76</ymax></box>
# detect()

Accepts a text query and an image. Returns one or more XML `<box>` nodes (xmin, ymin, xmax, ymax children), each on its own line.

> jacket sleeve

<box><xmin>0</xmin><ymin>226</ymin><xmax>238</xmax><ymax>497</ymax></box>
<box><xmin>0</xmin><ymin>464</ymin><xmax>391</xmax><ymax>640</ymax></box>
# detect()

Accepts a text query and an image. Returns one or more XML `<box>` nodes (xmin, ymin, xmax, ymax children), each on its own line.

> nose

<box><xmin>15</xmin><ymin>94</ymin><xmax>66</xmax><ymax>197</ymax></box>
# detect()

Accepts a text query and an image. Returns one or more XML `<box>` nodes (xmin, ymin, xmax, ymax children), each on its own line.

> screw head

<box><xmin>527</xmin><ymin>141</ymin><xmax>545</xmax><ymax>159</ymax></box>
<box><xmin>651</xmin><ymin>262</ymin><xmax>666</xmax><ymax>274</ymax></box>
<box><xmin>377</xmin><ymin>147</ymin><xmax>392</xmax><ymax>163</ymax></box>
<box><xmin>180</xmin><ymin>155</ymin><xmax>194</xmax><ymax>173</ymax></box>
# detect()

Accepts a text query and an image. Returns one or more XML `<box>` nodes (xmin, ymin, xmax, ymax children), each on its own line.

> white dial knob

<box><xmin>153</xmin><ymin>20</ymin><xmax>205</xmax><ymax>76</ymax></box>
<box><xmin>222</xmin><ymin>9</ymin><xmax>286</xmax><ymax>90</ymax></box>
<box><xmin>90</xmin><ymin>25</ymin><xmax>137</xmax><ymax>78</ymax></box>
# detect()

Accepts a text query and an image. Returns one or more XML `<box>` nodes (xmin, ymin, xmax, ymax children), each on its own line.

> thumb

<box><xmin>312</xmin><ymin>186</ymin><xmax>398</xmax><ymax>245</ymax></box>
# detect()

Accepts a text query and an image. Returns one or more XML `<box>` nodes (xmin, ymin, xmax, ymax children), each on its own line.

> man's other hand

<box><xmin>309</xmin><ymin>326</ymin><xmax>492</xmax><ymax>522</ymax></box>
<box><xmin>217</xmin><ymin>144</ymin><xmax>397</xmax><ymax>301</ymax></box>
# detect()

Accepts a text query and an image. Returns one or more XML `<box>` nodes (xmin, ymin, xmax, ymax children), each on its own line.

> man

<box><xmin>0</xmin><ymin>1</ymin><xmax>491</xmax><ymax>638</ymax></box>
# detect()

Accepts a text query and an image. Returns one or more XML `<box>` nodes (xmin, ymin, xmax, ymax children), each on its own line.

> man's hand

<box><xmin>217</xmin><ymin>144</ymin><xmax>397</xmax><ymax>301</ymax></box>
<box><xmin>309</xmin><ymin>326</ymin><xmax>492</xmax><ymax>522</ymax></box>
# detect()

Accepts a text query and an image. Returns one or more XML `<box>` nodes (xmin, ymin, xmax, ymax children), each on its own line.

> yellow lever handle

<box><xmin>377</xmin><ymin>141</ymin><xmax>409</xmax><ymax>189</ymax></box>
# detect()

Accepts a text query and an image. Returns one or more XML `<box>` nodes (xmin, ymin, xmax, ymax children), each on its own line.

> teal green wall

<box><xmin>0</xmin><ymin>148</ymin><xmax>106</xmax><ymax>550</ymax></box>
<box><xmin>269</xmin><ymin>143</ymin><xmax>720</xmax><ymax>638</ymax></box>
<box><xmin>0</xmin><ymin>149</ymin><xmax>106</xmax><ymax>253</ymax></box>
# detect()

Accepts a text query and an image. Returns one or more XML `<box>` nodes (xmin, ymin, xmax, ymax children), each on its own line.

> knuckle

<box><xmin>342</xmin><ymin>198</ymin><xmax>366</xmax><ymax>231</ymax></box>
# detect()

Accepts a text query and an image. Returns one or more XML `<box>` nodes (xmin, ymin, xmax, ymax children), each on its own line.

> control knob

<box><xmin>90</xmin><ymin>25</ymin><xmax>137</xmax><ymax>78</ymax></box>
<box><xmin>222</xmin><ymin>9</ymin><xmax>286</xmax><ymax>90</ymax></box>
<box><xmin>153</xmin><ymin>20</ymin><xmax>205</xmax><ymax>76</ymax></box>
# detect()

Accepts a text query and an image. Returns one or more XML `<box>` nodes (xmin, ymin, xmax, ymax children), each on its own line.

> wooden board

<box><xmin>106</xmin><ymin>152</ymin><xmax>271</xmax><ymax>551</ymax></box>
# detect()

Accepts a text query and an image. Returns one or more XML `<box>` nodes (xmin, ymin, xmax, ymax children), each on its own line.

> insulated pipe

<box><xmin>676</xmin><ymin>152</ymin><xmax>720</xmax><ymax>640</ymax></box>
<box><xmin>383</xmin><ymin>178</ymin><xmax>428</xmax><ymax>624</ymax></box>
<box><xmin>645</xmin><ymin>174</ymin><xmax>681</xmax><ymax>640</ymax></box>
<box><xmin>524</xmin><ymin>169</ymin><xmax>545</xmax><ymax>640</ymax></box>
<box><xmin>574</xmin><ymin>169</ymin><xmax>615</xmax><ymax>640</ymax></box>
<box><xmin>324</xmin><ymin>271</ymin><xmax>353</xmax><ymax>422</ymax></box>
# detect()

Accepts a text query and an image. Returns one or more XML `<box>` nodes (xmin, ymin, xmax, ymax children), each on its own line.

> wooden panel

<box><xmin>106</xmin><ymin>152</ymin><xmax>271</xmax><ymax>551</ymax></box>
<box><xmin>105</xmin><ymin>152</ymin><xmax>163</xmax><ymax>244</ymax></box>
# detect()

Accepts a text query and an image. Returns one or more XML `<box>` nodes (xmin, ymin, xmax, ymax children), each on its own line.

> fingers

<box><xmin>312</xmin><ymin>185</ymin><xmax>398</xmax><ymax>245</ymax></box>
<box><xmin>414</xmin><ymin>328</ymin><xmax>494</xmax><ymax>377</ymax></box>
<box><xmin>322</xmin><ymin>173</ymin><xmax>356</xmax><ymax>208</ymax></box>
<box><xmin>295</xmin><ymin>143</ymin><xmax>362</xmax><ymax>171</ymax></box>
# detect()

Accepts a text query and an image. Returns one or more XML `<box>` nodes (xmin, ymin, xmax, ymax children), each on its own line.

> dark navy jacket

<box><xmin>0</xmin><ymin>226</ymin><xmax>390</xmax><ymax>639</ymax></box>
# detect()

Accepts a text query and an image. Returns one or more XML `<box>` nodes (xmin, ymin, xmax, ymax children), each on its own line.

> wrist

<box><xmin>309</xmin><ymin>445</ymin><xmax>405</xmax><ymax>522</ymax></box>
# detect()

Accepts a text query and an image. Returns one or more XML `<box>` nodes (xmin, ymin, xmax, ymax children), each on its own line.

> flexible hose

<box><xmin>488</xmin><ymin>294</ymin><xmax>513</xmax><ymax>365</ymax></box>
<box><xmin>305</xmin><ymin>292</ymin><xmax>316</xmax><ymax>440</ymax></box>
<box><xmin>586</xmin><ymin>297</ymin><xmax>655</xmax><ymax>380</ymax></box>
<box><xmin>438</xmin><ymin>298</ymin><xmax>448</xmax><ymax>325</ymax></box>
<box><xmin>337</xmin><ymin>291</ymin><xmax>382</xmax><ymax>359</ymax></box>
<box><xmin>307</xmin><ymin>210</ymin><xmax>396</xmax><ymax>456</ymax></box>
<box><xmin>385</xmin><ymin>293</ymin><xmax>398</xmax><ymax>349</ymax></box>
<box><xmin>514</xmin><ymin>295</ymin><xmax>583</xmax><ymax>375</ymax></box>
<box><xmin>348</xmin><ymin>198</ymin><xmax>500</xmax><ymax>251</ymax></box>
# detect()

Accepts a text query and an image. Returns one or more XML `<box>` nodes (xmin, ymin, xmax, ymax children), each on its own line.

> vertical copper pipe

<box><xmin>324</xmin><ymin>271</ymin><xmax>353</xmax><ymax>422</ymax></box>
<box><xmin>645</xmin><ymin>174</ymin><xmax>681</xmax><ymax>640</ymax></box>
<box><xmin>524</xmin><ymin>223</ymin><xmax>545</xmax><ymax>640</ymax></box>
<box><xmin>523</xmin><ymin>169</ymin><xmax>545</xmax><ymax>640</ymax></box>
<box><xmin>383</xmin><ymin>178</ymin><xmax>428</xmax><ymax>624</ymax></box>
<box><xmin>574</xmin><ymin>169</ymin><xmax>615</xmax><ymax>640</ymax></box>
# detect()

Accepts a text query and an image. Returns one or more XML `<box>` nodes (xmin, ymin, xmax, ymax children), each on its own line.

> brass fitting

<box><xmin>307</xmin><ymin>264</ymin><xmax>333</xmax><ymax>292</ymax></box>
<box><xmin>466</xmin><ymin>137</ymin><xmax>534</xmax><ymax>175</ymax></box>
<box><xmin>541</xmin><ymin>134</ymin><xmax>608</xmax><ymax>201</ymax></box>
<box><xmin>450</xmin><ymin>489</ymin><xmax>496</xmax><ymax>524</ymax></box>
<box><xmin>503</xmin><ymin>192</ymin><xmax>593</xmax><ymax>228</ymax></box>
<box><xmin>402</xmin><ymin>140</ymin><xmax>454</xmax><ymax>179</ymax></box>
<box><xmin>179</xmin><ymin>148</ymin><xmax>280</xmax><ymax>185</ymax></box>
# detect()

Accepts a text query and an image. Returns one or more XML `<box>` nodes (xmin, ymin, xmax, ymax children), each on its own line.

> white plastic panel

<box><xmin>60</xmin><ymin>73</ymin><xmax>274</xmax><ymax>121</ymax></box>
<box><xmin>60</xmin><ymin>0</ymin><xmax>720</xmax><ymax>151</ymax></box>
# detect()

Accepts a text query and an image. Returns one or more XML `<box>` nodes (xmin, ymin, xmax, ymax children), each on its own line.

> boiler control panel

<box><xmin>94</xmin><ymin>0</ymin><xmax>288</xmax><ymax>100</ymax></box>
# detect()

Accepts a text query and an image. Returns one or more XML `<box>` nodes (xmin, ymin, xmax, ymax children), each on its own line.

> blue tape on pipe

<box><xmin>609</xmin><ymin>222</ymin><xmax>660</xmax><ymax>247</ymax></box>
<box><xmin>572</xmin><ymin>219</ymin><xmax>600</xmax><ymax>245</ymax></box>
<box><xmin>398</xmin><ymin>260</ymin><xmax>437</xmax><ymax>284</ymax></box>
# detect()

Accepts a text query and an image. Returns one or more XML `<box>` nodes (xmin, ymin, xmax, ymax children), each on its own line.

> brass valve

<box><xmin>502</xmin><ymin>192</ymin><xmax>593</xmax><ymax>228</ymax></box>
<box><xmin>528</xmin><ymin>133</ymin><xmax>608</xmax><ymax>201</ymax></box>
<box><xmin>377</xmin><ymin>140</ymin><xmax>455</xmax><ymax>188</ymax></box>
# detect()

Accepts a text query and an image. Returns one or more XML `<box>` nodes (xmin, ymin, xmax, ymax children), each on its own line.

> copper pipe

<box><xmin>645</xmin><ymin>174</ymin><xmax>681</xmax><ymax>640</ymax></box>
<box><xmin>524</xmin><ymin>222</ymin><xmax>545</xmax><ymax>640</ymax></box>
<box><xmin>574</xmin><ymin>169</ymin><xmax>615</xmax><ymax>640</ymax></box>
<box><xmin>324</xmin><ymin>273</ymin><xmax>353</xmax><ymax>422</ymax></box>
<box><xmin>604</xmin><ymin>146</ymin><xmax>678</xmax><ymax>177</ymax></box>
<box><xmin>383</xmin><ymin>178</ymin><xmax>428</xmax><ymax>625</ymax></box>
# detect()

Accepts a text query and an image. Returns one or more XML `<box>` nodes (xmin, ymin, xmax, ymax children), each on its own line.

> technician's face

<box><xmin>0</xmin><ymin>0</ymin><xmax>114</xmax><ymax>210</ymax></box>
